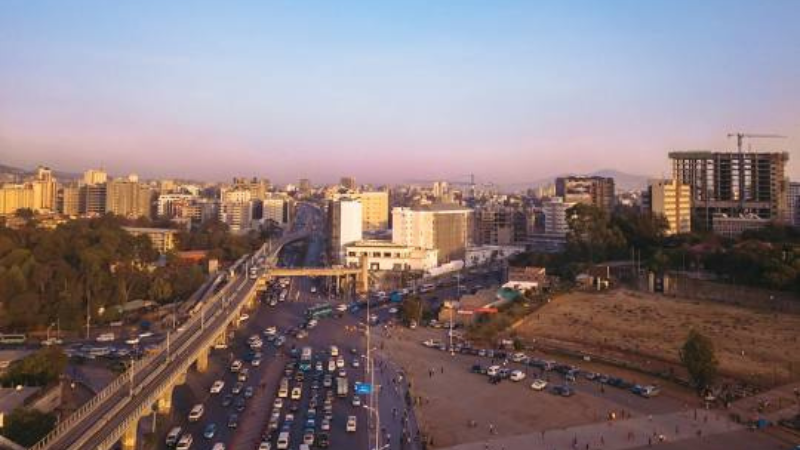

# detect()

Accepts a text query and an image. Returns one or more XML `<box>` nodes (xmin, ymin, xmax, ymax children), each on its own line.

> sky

<box><xmin>1</xmin><ymin>1</ymin><xmax>799</xmax><ymax>186</ymax></box>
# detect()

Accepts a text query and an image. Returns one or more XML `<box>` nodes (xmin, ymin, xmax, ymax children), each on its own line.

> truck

<box><xmin>336</xmin><ymin>377</ymin><xmax>349</xmax><ymax>398</ymax></box>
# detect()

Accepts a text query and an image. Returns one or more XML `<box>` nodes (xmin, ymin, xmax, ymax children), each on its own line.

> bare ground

<box><xmin>516</xmin><ymin>289</ymin><xmax>800</xmax><ymax>383</ymax></box>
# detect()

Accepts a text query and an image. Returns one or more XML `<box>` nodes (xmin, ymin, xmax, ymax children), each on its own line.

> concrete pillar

<box><xmin>121</xmin><ymin>421</ymin><xmax>137</xmax><ymax>450</ymax></box>
<box><xmin>157</xmin><ymin>387</ymin><xmax>173</xmax><ymax>414</ymax></box>
<box><xmin>196</xmin><ymin>347</ymin><xmax>210</xmax><ymax>373</ymax></box>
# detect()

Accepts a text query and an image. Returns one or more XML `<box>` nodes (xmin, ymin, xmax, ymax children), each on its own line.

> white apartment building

<box><xmin>219</xmin><ymin>200</ymin><xmax>253</xmax><ymax>234</ymax></box>
<box><xmin>157</xmin><ymin>193</ymin><xmax>195</xmax><ymax>217</ymax></box>
<box><xmin>391</xmin><ymin>204</ymin><xmax>472</xmax><ymax>264</ymax></box>
<box><xmin>329</xmin><ymin>199</ymin><xmax>363</xmax><ymax>263</ymax></box>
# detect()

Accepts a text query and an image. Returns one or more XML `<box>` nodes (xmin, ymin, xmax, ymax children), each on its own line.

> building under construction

<box><xmin>668</xmin><ymin>151</ymin><xmax>789</xmax><ymax>229</ymax></box>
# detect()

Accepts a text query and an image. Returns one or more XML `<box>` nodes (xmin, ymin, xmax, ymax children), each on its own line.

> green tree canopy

<box><xmin>0</xmin><ymin>408</ymin><xmax>56</xmax><ymax>447</ymax></box>
<box><xmin>680</xmin><ymin>330</ymin><xmax>718</xmax><ymax>392</ymax></box>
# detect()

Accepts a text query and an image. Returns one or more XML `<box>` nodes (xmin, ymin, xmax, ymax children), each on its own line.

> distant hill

<box><xmin>0</xmin><ymin>164</ymin><xmax>80</xmax><ymax>182</ymax></box>
<box><xmin>501</xmin><ymin>169</ymin><xmax>651</xmax><ymax>193</ymax></box>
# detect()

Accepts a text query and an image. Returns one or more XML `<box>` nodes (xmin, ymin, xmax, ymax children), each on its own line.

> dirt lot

<box><xmin>377</xmin><ymin>326</ymin><xmax>687</xmax><ymax>448</ymax></box>
<box><xmin>516</xmin><ymin>289</ymin><xmax>800</xmax><ymax>383</ymax></box>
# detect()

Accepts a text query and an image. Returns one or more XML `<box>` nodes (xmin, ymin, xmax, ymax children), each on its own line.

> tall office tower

<box><xmin>340</xmin><ymin>176</ymin><xmax>357</xmax><ymax>190</ymax></box>
<box><xmin>299</xmin><ymin>178</ymin><xmax>311</xmax><ymax>194</ymax></box>
<box><xmin>218</xmin><ymin>200</ymin><xmax>253</xmax><ymax>234</ymax></box>
<box><xmin>788</xmin><ymin>182</ymin><xmax>800</xmax><ymax>228</ymax></box>
<box><xmin>32</xmin><ymin>166</ymin><xmax>57</xmax><ymax>212</ymax></box>
<box><xmin>80</xmin><ymin>184</ymin><xmax>107</xmax><ymax>215</ymax></box>
<box><xmin>57</xmin><ymin>183</ymin><xmax>81</xmax><ymax>216</ymax></box>
<box><xmin>648</xmin><ymin>179</ymin><xmax>692</xmax><ymax>235</ymax></box>
<box><xmin>106</xmin><ymin>177</ymin><xmax>153</xmax><ymax>219</ymax></box>
<box><xmin>83</xmin><ymin>169</ymin><xmax>108</xmax><ymax>185</ymax></box>
<box><xmin>350</xmin><ymin>191</ymin><xmax>389</xmax><ymax>231</ymax></box>
<box><xmin>328</xmin><ymin>198</ymin><xmax>363</xmax><ymax>263</ymax></box>
<box><xmin>555</xmin><ymin>176</ymin><xmax>615</xmax><ymax>211</ymax></box>
<box><xmin>474</xmin><ymin>206</ymin><xmax>517</xmax><ymax>246</ymax></box>
<box><xmin>392</xmin><ymin>204</ymin><xmax>473</xmax><ymax>264</ymax></box>
<box><xmin>669</xmin><ymin>151</ymin><xmax>789</xmax><ymax>228</ymax></box>
<box><xmin>542</xmin><ymin>197</ymin><xmax>571</xmax><ymax>237</ymax></box>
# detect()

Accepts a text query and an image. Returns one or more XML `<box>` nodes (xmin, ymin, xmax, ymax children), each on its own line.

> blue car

<box><xmin>203</xmin><ymin>423</ymin><xmax>217</xmax><ymax>439</ymax></box>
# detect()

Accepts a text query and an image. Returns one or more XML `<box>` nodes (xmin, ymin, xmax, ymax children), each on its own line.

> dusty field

<box><xmin>377</xmin><ymin>326</ymin><xmax>685</xmax><ymax>448</ymax></box>
<box><xmin>516</xmin><ymin>289</ymin><xmax>800</xmax><ymax>383</ymax></box>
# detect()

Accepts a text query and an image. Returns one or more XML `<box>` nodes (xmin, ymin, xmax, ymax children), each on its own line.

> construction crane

<box><xmin>727</xmin><ymin>132</ymin><xmax>786</xmax><ymax>153</ymax></box>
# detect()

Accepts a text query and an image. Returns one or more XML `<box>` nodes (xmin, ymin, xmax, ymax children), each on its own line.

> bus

<box><xmin>0</xmin><ymin>334</ymin><xmax>26</xmax><ymax>345</ymax></box>
<box><xmin>305</xmin><ymin>303</ymin><xmax>333</xmax><ymax>319</ymax></box>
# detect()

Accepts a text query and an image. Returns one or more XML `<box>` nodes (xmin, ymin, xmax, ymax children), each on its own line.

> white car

<box><xmin>264</xmin><ymin>326</ymin><xmax>277</xmax><ymax>335</ymax></box>
<box><xmin>124</xmin><ymin>337</ymin><xmax>140</xmax><ymax>345</ymax></box>
<box><xmin>335</xmin><ymin>304</ymin><xmax>348</xmax><ymax>312</ymax></box>
<box><xmin>530</xmin><ymin>379</ymin><xmax>548</xmax><ymax>391</ymax></box>
<box><xmin>210</xmin><ymin>380</ymin><xmax>225</xmax><ymax>394</ymax></box>
<box><xmin>258</xmin><ymin>441</ymin><xmax>271</xmax><ymax>450</ymax></box>
<box><xmin>273</xmin><ymin>398</ymin><xmax>284</xmax><ymax>409</ymax></box>
<box><xmin>330</xmin><ymin>345</ymin><xmax>339</xmax><ymax>357</ymax></box>
<box><xmin>188</xmin><ymin>404</ymin><xmax>204</xmax><ymax>422</ymax></box>
<box><xmin>510</xmin><ymin>370</ymin><xmax>526</xmax><ymax>382</ymax></box>
<box><xmin>346</xmin><ymin>415</ymin><xmax>357</xmax><ymax>432</ymax></box>
<box><xmin>239</xmin><ymin>313</ymin><xmax>250</xmax><ymax>322</ymax></box>
<box><xmin>230</xmin><ymin>360</ymin><xmax>242</xmax><ymax>373</ymax></box>
<box><xmin>138</xmin><ymin>331</ymin><xmax>154</xmax><ymax>338</ymax></box>
<box><xmin>351</xmin><ymin>396</ymin><xmax>361</xmax><ymax>407</ymax></box>
<box><xmin>336</xmin><ymin>356</ymin><xmax>345</xmax><ymax>368</ymax></box>
<box><xmin>212</xmin><ymin>443</ymin><xmax>226</xmax><ymax>450</ymax></box>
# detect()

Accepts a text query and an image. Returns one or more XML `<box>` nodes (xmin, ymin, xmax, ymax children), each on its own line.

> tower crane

<box><xmin>727</xmin><ymin>132</ymin><xmax>786</xmax><ymax>153</ymax></box>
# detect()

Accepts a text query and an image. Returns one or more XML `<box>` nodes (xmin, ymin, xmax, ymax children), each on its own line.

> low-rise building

<box><xmin>344</xmin><ymin>240</ymin><xmax>438</xmax><ymax>272</ymax></box>
<box><xmin>122</xmin><ymin>227</ymin><xmax>178</xmax><ymax>254</ymax></box>
<box><xmin>712</xmin><ymin>213</ymin><xmax>769</xmax><ymax>238</ymax></box>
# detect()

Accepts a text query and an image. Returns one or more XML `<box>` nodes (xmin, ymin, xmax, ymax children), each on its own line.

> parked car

<box><xmin>530</xmin><ymin>379</ymin><xmax>548</xmax><ymax>391</ymax></box>
<box><xmin>509</xmin><ymin>370</ymin><xmax>526</xmax><ymax>382</ymax></box>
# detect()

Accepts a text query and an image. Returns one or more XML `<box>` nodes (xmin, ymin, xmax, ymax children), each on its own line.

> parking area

<box><xmin>377</xmin><ymin>325</ymin><xmax>787</xmax><ymax>450</ymax></box>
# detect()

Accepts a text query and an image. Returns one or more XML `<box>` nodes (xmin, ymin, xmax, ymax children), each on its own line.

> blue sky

<box><xmin>1</xmin><ymin>1</ymin><xmax>798</xmax><ymax>184</ymax></box>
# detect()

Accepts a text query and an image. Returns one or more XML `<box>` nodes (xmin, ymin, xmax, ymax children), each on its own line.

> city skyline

<box><xmin>2</xmin><ymin>1</ymin><xmax>799</xmax><ymax>184</ymax></box>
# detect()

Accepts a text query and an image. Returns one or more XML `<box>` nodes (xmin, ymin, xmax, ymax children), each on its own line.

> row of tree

<box><xmin>0</xmin><ymin>214</ymin><xmax>266</xmax><ymax>332</ymax></box>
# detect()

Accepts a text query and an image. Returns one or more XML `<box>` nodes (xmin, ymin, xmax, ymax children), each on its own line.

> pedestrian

<box><xmin>601</xmin><ymin>435</ymin><xmax>604</xmax><ymax>445</ymax></box>
<box><xmin>441</xmin><ymin>366</ymin><xmax>444</xmax><ymax>374</ymax></box>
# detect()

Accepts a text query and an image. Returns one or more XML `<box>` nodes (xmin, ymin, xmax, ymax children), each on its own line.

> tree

<box><xmin>680</xmin><ymin>330</ymin><xmax>718</xmax><ymax>392</ymax></box>
<box><xmin>566</xmin><ymin>204</ymin><xmax>627</xmax><ymax>262</ymax></box>
<box><xmin>1</xmin><ymin>347</ymin><xmax>67</xmax><ymax>387</ymax></box>
<box><xmin>399</xmin><ymin>297</ymin><xmax>427</xmax><ymax>325</ymax></box>
<box><xmin>0</xmin><ymin>408</ymin><xmax>56</xmax><ymax>447</ymax></box>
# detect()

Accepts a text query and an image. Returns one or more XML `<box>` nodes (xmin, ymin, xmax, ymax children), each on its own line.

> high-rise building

<box><xmin>392</xmin><ymin>204</ymin><xmax>473</xmax><ymax>264</ymax></box>
<box><xmin>299</xmin><ymin>178</ymin><xmax>311</xmax><ymax>194</ymax></box>
<box><xmin>349</xmin><ymin>191</ymin><xmax>389</xmax><ymax>231</ymax></box>
<box><xmin>263</xmin><ymin>195</ymin><xmax>294</xmax><ymax>226</ymax></box>
<box><xmin>340</xmin><ymin>176</ymin><xmax>357</xmax><ymax>190</ymax></box>
<box><xmin>474</xmin><ymin>206</ymin><xmax>517</xmax><ymax>246</ymax></box>
<box><xmin>83</xmin><ymin>169</ymin><xmax>108</xmax><ymax>186</ymax></box>
<box><xmin>555</xmin><ymin>176</ymin><xmax>615</xmax><ymax>211</ymax></box>
<box><xmin>432</xmin><ymin>181</ymin><xmax>449</xmax><ymax>200</ymax></box>
<box><xmin>33</xmin><ymin>166</ymin><xmax>57</xmax><ymax>212</ymax></box>
<box><xmin>669</xmin><ymin>151</ymin><xmax>789</xmax><ymax>229</ymax></box>
<box><xmin>0</xmin><ymin>184</ymin><xmax>35</xmax><ymax>215</ymax></box>
<box><xmin>57</xmin><ymin>183</ymin><xmax>81</xmax><ymax>216</ymax></box>
<box><xmin>80</xmin><ymin>184</ymin><xmax>107</xmax><ymax>215</ymax></box>
<box><xmin>219</xmin><ymin>200</ymin><xmax>253</xmax><ymax>234</ymax></box>
<box><xmin>648</xmin><ymin>179</ymin><xmax>691</xmax><ymax>235</ymax></box>
<box><xmin>156</xmin><ymin>193</ymin><xmax>195</xmax><ymax>218</ymax></box>
<box><xmin>232</xmin><ymin>177</ymin><xmax>269</xmax><ymax>200</ymax></box>
<box><xmin>542</xmin><ymin>197</ymin><xmax>571</xmax><ymax>237</ymax></box>
<box><xmin>328</xmin><ymin>199</ymin><xmax>363</xmax><ymax>263</ymax></box>
<box><xmin>106</xmin><ymin>177</ymin><xmax>153</xmax><ymax>219</ymax></box>
<box><xmin>789</xmin><ymin>182</ymin><xmax>800</xmax><ymax>228</ymax></box>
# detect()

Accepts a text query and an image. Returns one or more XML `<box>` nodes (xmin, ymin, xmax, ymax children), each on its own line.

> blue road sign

<box><xmin>355</xmin><ymin>382</ymin><xmax>372</xmax><ymax>395</ymax></box>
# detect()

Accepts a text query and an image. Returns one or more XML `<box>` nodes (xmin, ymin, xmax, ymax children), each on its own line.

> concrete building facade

<box><xmin>344</xmin><ymin>240</ymin><xmax>437</xmax><ymax>271</ymax></box>
<box><xmin>329</xmin><ymin>199</ymin><xmax>363</xmax><ymax>264</ymax></box>
<box><xmin>392</xmin><ymin>204</ymin><xmax>473</xmax><ymax>264</ymax></box>
<box><xmin>350</xmin><ymin>191</ymin><xmax>389</xmax><ymax>231</ymax></box>
<box><xmin>669</xmin><ymin>151</ymin><xmax>789</xmax><ymax>229</ymax></box>
<box><xmin>106</xmin><ymin>178</ymin><xmax>153</xmax><ymax>219</ymax></box>
<box><xmin>555</xmin><ymin>176</ymin><xmax>615</xmax><ymax>211</ymax></box>
<box><xmin>543</xmin><ymin>197</ymin><xmax>571</xmax><ymax>237</ymax></box>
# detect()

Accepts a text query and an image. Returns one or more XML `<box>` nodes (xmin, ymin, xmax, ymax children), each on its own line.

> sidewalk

<box><xmin>440</xmin><ymin>409</ymin><xmax>742</xmax><ymax>450</ymax></box>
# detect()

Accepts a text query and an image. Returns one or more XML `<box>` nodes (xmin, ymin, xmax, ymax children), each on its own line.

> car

<box><xmin>632</xmin><ymin>384</ymin><xmax>661</xmax><ymax>398</ymax></box>
<box><xmin>551</xmin><ymin>385</ymin><xmax>575</xmax><ymax>397</ymax></box>
<box><xmin>222</xmin><ymin>394</ymin><xmax>233</xmax><ymax>407</ymax></box>
<box><xmin>321</xmin><ymin>417</ymin><xmax>331</xmax><ymax>431</ymax></box>
<box><xmin>234</xmin><ymin>397</ymin><xmax>246</xmax><ymax>412</ymax></box>
<box><xmin>258</xmin><ymin>441</ymin><xmax>271</xmax><ymax>450</ymax></box>
<box><xmin>232</xmin><ymin>382</ymin><xmax>244</xmax><ymax>394</ymax></box>
<box><xmin>176</xmin><ymin>434</ymin><xmax>193</xmax><ymax>450</ymax></box>
<box><xmin>212</xmin><ymin>443</ymin><xmax>226</xmax><ymax>450</ymax></box>
<box><xmin>317</xmin><ymin>432</ymin><xmax>330</xmax><ymax>448</ymax></box>
<box><xmin>338</xmin><ymin>369</ymin><xmax>347</xmax><ymax>378</ymax></box>
<box><xmin>530</xmin><ymin>379</ymin><xmax>548</xmax><ymax>391</ymax></box>
<box><xmin>388</xmin><ymin>307</ymin><xmax>398</xmax><ymax>314</ymax></box>
<box><xmin>486</xmin><ymin>365</ymin><xmax>501</xmax><ymax>377</ymax></box>
<box><xmin>139</xmin><ymin>331</ymin><xmax>154</xmax><ymax>338</ymax></box>
<box><xmin>315</xmin><ymin>361</ymin><xmax>324</xmax><ymax>371</ymax></box>
<box><xmin>511</xmin><ymin>352</ymin><xmax>527</xmax><ymax>362</ymax></box>
<box><xmin>335</xmin><ymin>304</ymin><xmax>348</xmax><ymax>312</ymax></box>
<box><xmin>203</xmin><ymin>423</ymin><xmax>217</xmax><ymax>439</ymax></box>
<box><xmin>336</xmin><ymin>356</ymin><xmax>345</xmax><ymax>368</ymax></box>
<box><xmin>165</xmin><ymin>427</ymin><xmax>182</xmax><ymax>446</ymax></box>
<box><xmin>240</xmin><ymin>313</ymin><xmax>250</xmax><ymax>322</ymax></box>
<box><xmin>330</xmin><ymin>345</ymin><xmax>339</xmax><ymax>356</ymax></box>
<box><xmin>227</xmin><ymin>414</ymin><xmax>239</xmax><ymax>428</ymax></box>
<box><xmin>188</xmin><ymin>404</ymin><xmax>204</xmax><ymax>422</ymax></box>
<box><xmin>230</xmin><ymin>360</ymin><xmax>243</xmax><ymax>372</ymax></box>
<box><xmin>244</xmin><ymin>386</ymin><xmax>254</xmax><ymax>398</ymax></box>
<box><xmin>277</xmin><ymin>431</ymin><xmax>290</xmax><ymax>450</ymax></box>
<box><xmin>351</xmin><ymin>395</ymin><xmax>361</xmax><ymax>407</ymax></box>
<box><xmin>252</xmin><ymin>358</ymin><xmax>262</xmax><ymax>367</ymax></box>
<box><xmin>125</xmin><ymin>337</ymin><xmax>140</xmax><ymax>345</ymax></box>
<box><xmin>264</xmin><ymin>326</ymin><xmax>277</xmax><ymax>335</ymax></box>
<box><xmin>291</xmin><ymin>387</ymin><xmax>302</xmax><ymax>400</ymax></box>
<box><xmin>346</xmin><ymin>415</ymin><xmax>357</xmax><ymax>432</ymax></box>
<box><xmin>210</xmin><ymin>380</ymin><xmax>225</xmax><ymax>394</ymax></box>
<box><xmin>303</xmin><ymin>430</ymin><xmax>315</xmax><ymax>445</ymax></box>
<box><xmin>328</xmin><ymin>359</ymin><xmax>336</xmax><ymax>372</ymax></box>
<box><xmin>510</xmin><ymin>370</ymin><xmax>526</xmax><ymax>382</ymax></box>
<box><xmin>274</xmin><ymin>397</ymin><xmax>284</xmax><ymax>409</ymax></box>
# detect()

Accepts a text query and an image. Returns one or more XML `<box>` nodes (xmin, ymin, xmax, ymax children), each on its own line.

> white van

<box><xmin>486</xmin><ymin>365</ymin><xmax>501</xmax><ymax>377</ymax></box>
<box><xmin>276</xmin><ymin>431</ymin><xmax>290</xmax><ymax>449</ymax></box>
<box><xmin>165</xmin><ymin>427</ymin><xmax>182</xmax><ymax>446</ymax></box>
